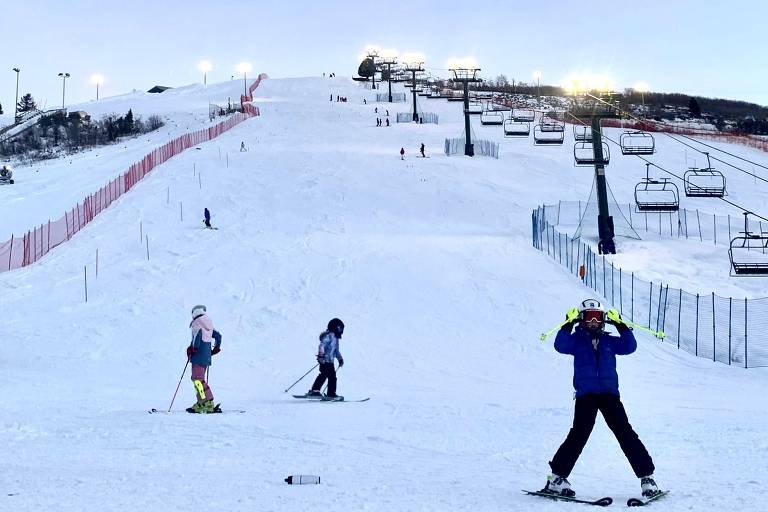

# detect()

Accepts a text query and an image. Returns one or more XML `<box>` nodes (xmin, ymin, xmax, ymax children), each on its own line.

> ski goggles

<box><xmin>581</xmin><ymin>310</ymin><xmax>605</xmax><ymax>324</ymax></box>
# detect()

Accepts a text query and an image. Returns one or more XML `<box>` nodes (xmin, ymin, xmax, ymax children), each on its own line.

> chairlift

<box><xmin>467</xmin><ymin>101</ymin><xmax>483</xmax><ymax>114</ymax></box>
<box><xmin>619</xmin><ymin>131</ymin><xmax>655</xmax><ymax>155</ymax></box>
<box><xmin>538</xmin><ymin>117</ymin><xmax>565</xmax><ymax>133</ymax></box>
<box><xmin>683</xmin><ymin>153</ymin><xmax>726</xmax><ymax>197</ymax></box>
<box><xmin>503</xmin><ymin>120</ymin><xmax>530</xmax><ymax>137</ymax></box>
<box><xmin>512</xmin><ymin>108</ymin><xmax>535</xmax><ymax>122</ymax></box>
<box><xmin>729</xmin><ymin>212</ymin><xmax>768</xmax><ymax>276</ymax></box>
<box><xmin>533</xmin><ymin>124</ymin><xmax>564</xmax><ymax>145</ymax></box>
<box><xmin>634</xmin><ymin>163</ymin><xmax>679</xmax><ymax>212</ymax></box>
<box><xmin>573</xmin><ymin>125</ymin><xmax>593</xmax><ymax>142</ymax></box>
<box><xmin>480</xmin><ymin>110</ymin><xmax>505</xmax><ymax>126</ymax></box>
<box><xmin>573</xmin><ymin>141</ymin><xmax>610</xmax><ymax>166</ymax></box>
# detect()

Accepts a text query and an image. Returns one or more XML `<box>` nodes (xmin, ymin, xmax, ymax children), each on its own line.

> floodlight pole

<box><xmin>58</xmin><ymin>72</ymin><xmax>70</xmax><ymax>111</ymax></box>
<box><xmin>381</xmin><ymin>60</ymin><xmax>397</xmax><ymax>102</ymax></box>
<box><xmin>450</xmin><ymin>68</ymin><xmax>482</xmax><ymax>157</ymax></box>
<box><xmin>405</xmin><ymin>64</ymin><xmax>424</xmax><ymax>121</ymax></box>
<box><xmin>12</xmin><ymin>67</ymin><xmax>20</xmax><ymax>122</ymax></box>
<box><xmin>571</xmin><ymin>97</ymin><xmax>621</xmax><ymax>254</ymax></box>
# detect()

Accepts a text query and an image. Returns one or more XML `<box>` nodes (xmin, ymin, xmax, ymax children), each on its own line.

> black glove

<box><xmin>338</xmin><ymin>358</ymin><xmax>344</xmax><ymax>367</ymax></box>
<box><xmin>316</xmin><ymin>354</ymin><xmax>324</xmax><ymax>364</ymax></box>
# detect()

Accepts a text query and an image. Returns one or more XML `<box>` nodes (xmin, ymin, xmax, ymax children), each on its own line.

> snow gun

<box><xmin>540</xmin><ymin>309</ymin><xmax>665</xmax><ymax>341</ymax></box>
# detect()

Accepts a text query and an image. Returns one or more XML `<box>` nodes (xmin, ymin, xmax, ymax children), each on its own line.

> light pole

<box><xmin>90</xmin><ymin>74</ymin><xmax>104</xmax><ymax>100</ymax></box>
<box><xmin>533</xmin><ymin>70</ymin><xmax>542</xmax><ymax>106</ymax></box>
<box><xmin>58</xmin><ymin>72</ymin><xmax>70</xmax><ymax>111</ymax></box>
<box><xmin>237</xmin><ymin>62</ymin><xmax>252</xmax><ymax>97</ymax></box>
<box><xmin>634</xmin><ymin>81</ymin><xmax>649</xmax><ymax>110</ymax></box>
<box><xmin>12</xmin><ymin>67</ymin><xmax>20</xmax><ymax>121</ymax></box>
<box><xmin>198</xmin><ymin>60</ymin><xmax>212</xmax><ymax>85</ymax></box>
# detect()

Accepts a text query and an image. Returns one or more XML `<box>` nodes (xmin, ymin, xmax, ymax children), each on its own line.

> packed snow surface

<box><xmin>2</xmin><ymin>76</ymin><xmax>767</xmax><ymax>511</ymax></box>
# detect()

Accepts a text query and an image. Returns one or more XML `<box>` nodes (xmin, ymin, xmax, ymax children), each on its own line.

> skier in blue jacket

<box><xmin>306</xmin><ymin>318</ymin><xmax>345</xmax><ymax>401</ymax></box>
<box><xmin>543</xmin><ymin>299</ymin><xmax>659</xmax><ymax>499</ymax></box>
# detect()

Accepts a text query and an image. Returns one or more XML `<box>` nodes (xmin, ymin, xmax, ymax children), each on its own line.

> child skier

<box><xmin>186</xmin><ymin>305</ymin><xmax>222</xmax><ymax>413</ymax></box>
<box><xmin>203</xmin><ymin>208</ymin><xmax>212</xmax><ymax>229</ymax></box>
<box><xmin>543</xmin><ymin>299</ymin><xmax>659</xmax><ymax>499</ymax></box>
<box><xmin>306</xmin><ymin>318</ymin><xmax>345</xmax><ymax>401</ymax></box>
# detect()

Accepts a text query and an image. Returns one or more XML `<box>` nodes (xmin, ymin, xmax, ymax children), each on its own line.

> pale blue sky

<box><xmin>2</xmin><ymin>0</ymin><xmax>767</xmax><ymax>111</ymax></box>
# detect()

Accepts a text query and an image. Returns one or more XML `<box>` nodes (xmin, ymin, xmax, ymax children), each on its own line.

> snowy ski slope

<box><xmin>1</xmin><ymin>76</ymin><xmax>767</xmax><ymax>511</ymax></box>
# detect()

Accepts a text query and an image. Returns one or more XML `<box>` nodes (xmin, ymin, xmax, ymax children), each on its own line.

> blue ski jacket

<box><xmin>554</xmin><ymin>325</ymin><xmax>636</xmax><ymax>397</ymax></box>
<box><xmin>317</xmin><ymin>330</ymin><xmax>342</xmax><ymax>364</ymax></box>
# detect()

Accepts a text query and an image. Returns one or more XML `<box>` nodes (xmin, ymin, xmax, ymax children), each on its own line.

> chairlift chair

<box><xmin>512</xmin><ymin>108</ymin><xmax>535</xmax><ymax>122</ymax></box>
<box><xmin>533</xmin><ymin>124</ymin><xmax>564</xmax><ymax>145</ymax></box>
<box><xmin>503</xmin><ymin>120</ymin><xmax>530</xmax><ymax>137</ymax></box>
<box><xmin>619</xmin><ymin>131</ymin><xmax>656</xmax><ymax>155</ymax></box>
<box><xmin>634</xmin><ymin>163</ymin><xmax>680</xmax><ymax>212</ymax></box>
<box><xmin>573</xmin><ymin>141</ymin><xmax>610</xmax><ymax>166</ymax></box>
<box><xmin>538</xmin><ymin>118</ymin><xmax>565</xmax><ymax>132</ymax></box>
<box><xmin>480</xmin><ymin>111</ymin><xmax>504</xmax><ymax>126</ymax></box>
<box><xmin>729</xmin><ymin>212</ymin><xmax>768</xmax><ymax>276</ymax></box>
<box><xmin>683</xmin><ymin>154</ymin><xmax>726</xmax><ymax>197</ymax></box>
<box><xmin>573</xmin><ymin>125</ymin><xmax>593</xmax><ymax>142</ymax></box>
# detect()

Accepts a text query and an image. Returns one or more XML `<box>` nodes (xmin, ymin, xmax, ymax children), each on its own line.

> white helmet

<box><xmin>578</xmin><ymin>298</ymin><xmax>604</xmax><ymax>313</ymax></box>
<box><xmin>191</xmin><ymin>304</ymin><xmax>207</xmax><ymax>319</ymax></box>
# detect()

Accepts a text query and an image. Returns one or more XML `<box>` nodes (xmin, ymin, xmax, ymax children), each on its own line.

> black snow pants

<box><xmin>311</xmin><ymin>362</ymin><xmax>337</xmax><ymax>396</ymax></box>
<box><xmin>549</xmin><ymin>393</ymin><xmax>654</xmax><ymax>478</ymax></box>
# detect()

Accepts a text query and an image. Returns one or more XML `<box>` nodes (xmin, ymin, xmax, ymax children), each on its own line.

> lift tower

<box><xmin>570</xmin><ymin>96</ymin><xmax>621</xmax><ymax>254</ymax></box>
<box><xmin>404</xmin><ymin>61</ymin><xmax>425</xmax><ymax>121</ymax></box>
<box><xmin>450</xmin><ymin>68</ymin><xmax>482</xmax><ymax>156</ymax></box>
<box><xmin>381</xmin><ymin>58</ymin><xmax>398</xmax><ymax>102</ymax></box>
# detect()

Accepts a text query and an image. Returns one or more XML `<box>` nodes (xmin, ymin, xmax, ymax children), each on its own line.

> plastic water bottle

<box><xmin>284</xmin><ymin>475</ymin><xmax>320</xmax><ymax>485</ymax></box>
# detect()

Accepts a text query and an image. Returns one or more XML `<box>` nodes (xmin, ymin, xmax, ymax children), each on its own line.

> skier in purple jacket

<box><xmin>543</xmin><ymin>299</ymin><xmax>660</xmax><ymax>499</ymax></box>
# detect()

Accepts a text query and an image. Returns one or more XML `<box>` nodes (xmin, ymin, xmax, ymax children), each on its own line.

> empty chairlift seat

<box><xmin>619</xmin><ymin>131</ymin><xmax>655</xmax><ymax>155</ymax></box>
<box><xmin>533</xmin><ymin>124</ymin><xmax>564</xmax><ymax>145</ymax></box>
<box><xmin>683</xmin><ymin>168</ymin><xmax>726</xmax><ymax>197</ymax></box>
<box><xmin>729</xmin><ymin>213</ymin><xmax>768</xmax><ymax>276</ymax></box>
<box><xmin>634</xmin><ymin>164</ymin><xmax>679</xmax><ymax>212</ymax></box>
<box><xmin>480</xmin><ymin>110</ymin><xmax>504</xmax><ymax>125</ymax></box>
<box><xmin>467</xmin><ymin>101</ymin><xmax>483</xmax><ymax>114</ymax></box>
<box><xmin>573</xmin><ymin>125</ymin><xmax>593</xmax><ymax>142</ymax></box>
<box><xmin>573</xmin><ymin>141</ymin><xmax>610</xmax><ymax>166</ymax></box>
<box><xmin>512</xmin><ymin>108</ymin><xmax>536</xmax><ymax>122</ymax></box>
<box><xmin>504</xmin><ymin>119</ymin><xmax>530</xmax><ymax>137</ymax></box>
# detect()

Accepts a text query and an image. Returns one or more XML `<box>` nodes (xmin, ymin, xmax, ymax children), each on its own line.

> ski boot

<box><xmin>321</xmin><ymin>394</ymin><xmax>344</xmax><ymax>402</ymax></box>
<box><xmin>305</xmin><ymin>390</ymin><xmax>323</xmax><ymax>398</ymax></box>
<box><xmin>187</xmin><ymin>399</ymin><xmax>215</xmax><ymax>414</ymax></box>
<box><xmin>543</xmin><ymin>474</ymin><xmax>575</xmax><ymax>497</ymax></box>
<box><xmin>640</xmin><ymin>475</ymin><xmax>660</xmax><ymax>498</ymax></box>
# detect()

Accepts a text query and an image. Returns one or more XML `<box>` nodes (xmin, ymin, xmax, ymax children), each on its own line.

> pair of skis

<box><xmin>148</xmin><ymin>406</ymin><xmax>245</xmax><ymax>414</ymax></box>
<box><xmin>524</xmin><ymin>489</ymin><xmax>668</xmax><ymax>507</ymax></box>
<box><xmin>292</xmin><ymin>394</ymin><xmax>370</xmax><ymax>403</ymax></box>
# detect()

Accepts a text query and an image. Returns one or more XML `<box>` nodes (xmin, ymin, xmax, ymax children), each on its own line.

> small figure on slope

<box><xmin>203</xmin><ymin>207</ymin><xmax>213</xmax><ymax>229</ymax></box>
<box><xmin>385</xmin><ymin>118</ymin><xmax>390</xmax><ymax>127</ymax></box>
<box><xmin>543</xmin><ymin>299</ymin><xmax>660</xmax><ymax>499</ymax></box>
<box><xmin>420</xmin><ymin>143</ymin><xmax>425</xmax><ymax>158</ymax></box>
<box><xmin>400</xmin><ymin>147</ymin><xmax>405</xmax><ymax>160</ymax></box>
<box><xmin>0</xmin><ymin>164</ymin><xmax>14</xmax><ymax>185</ymax></box>
<box><xmin>306</xmin><ymin>318</ymin><xmax>345</xmax><ymax>401</ymax></box>
<box><xmin>186</xmin><ymin>305</ymin><xmax>223</xmax><ymax>413</ymax></box>
<box><xmin>240</xmin><ymin>141</ymin><xmax>248</xmax><ymax>152</ymax></box>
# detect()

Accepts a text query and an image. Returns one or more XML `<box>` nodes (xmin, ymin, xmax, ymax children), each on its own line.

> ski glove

<box><xmin>211</xmin><ymin>346</ymin><xmax>221</xmax><ymax>355</ymax></box>
<box><xmin>186</xmin><ymin>346</ymin><xmax>197</xmax><ymax>358</ymax></box>
<box><xmin>338</xmin><ymin>358</ymin><xmax>344</xmax><ymax>367</ymax></box>
<box><xmin>606</xmin><ymin>309</ymin><xmax>631</xmax><ymax>331</ymax></box>
<box><xmin>565</xmin><ymin>307</ymin><xmax>580</xmax><ymax>323</ymax></box>
<box><xmin>316</xmin><ymin>354</ymin><xmax>324</xmax><ymax>364</ymax></box>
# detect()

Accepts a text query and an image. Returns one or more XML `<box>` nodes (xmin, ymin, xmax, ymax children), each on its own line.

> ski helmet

<box><xmin>191</xmin><ymin>305</ymin><xmax>207</xmax><ymax>319</ymax></box>
<box><xmin>327</xmin><ymin>318</ymin><xmax>344</xmax><ymax>337</ymax></box>
<box><xmin>578</xmin><ymin>299</ymin><xmax>605</xmax><ymax>326</ymax></box>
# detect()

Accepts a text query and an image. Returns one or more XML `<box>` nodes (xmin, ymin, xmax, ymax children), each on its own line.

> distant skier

<box><xmin>186</xmin><ymin>305</ymin><xmax>223</xmax><ymax>413</ymax></box>
<box><xmin>375</xmin><ymin>107</ymin><xmax>378</xmax><ymax>113</ymax></box>
<box><xmin>0</xmin><ymin>165</ymin><xmax>13</xmax><ymax>185</ymax></box>
<box><xmin>204</xmin><ymin>208</ymin><xmax>212</xmax><ymax>229</ymax></box>
<box><xmin>306</xmin><ymin>318</ymin><xmax>345</xmax><ymax>401</ymax></box>
<box><xmin>542</xmin><ymin>299</ymin><xmax>659</xmax><ymax>499</ymax></box>
<box><xmin>385</xmin><ymin>109</ymin><xmax>389</xmax><ymax>117</ymax></box>
<box><xmin>363</xmin><ymin>98</ymin><xmax>367</xmax><ymax>105</ymax></box>
<box><xmin>329</xmin><ymin>94</ymin><xmax>332</xmax><ymax>101</ymax></box>
<box><xmin>386</xmin><ymin>118</ymin><xmax>390</xmax><ymax>127</ymax></box>
<box><xmin>400</xmin><ymin>147</ymin><xmax>405</xmax><ymax>160</ymax></box>
<box><xmin>240</xmin><ymin>141</ymin><xmax>248</xmax><ymax>152</ymax></box>
<box><xmin>420</xmin><ymin>143</ymin><xmax>425</xmax><ymax>158</ymax></box>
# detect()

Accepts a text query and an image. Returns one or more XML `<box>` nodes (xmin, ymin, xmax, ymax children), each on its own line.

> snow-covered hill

<box><xmin>2</xmin><ymin>76</ymin><xmax>767</xmax><ymax>511</ymax></box>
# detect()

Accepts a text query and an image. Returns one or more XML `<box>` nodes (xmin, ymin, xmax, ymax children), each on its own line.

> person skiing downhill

<box><xmin>203</xmin><ymin>208</ymin><xmax>212</xmax><ymax>229</ymax></box>
<box><xmin>420</xmin><ymin>143</ymin><xmax>425</xmax><ymax>158</ymax></box>
<box><xmin>400</xmin><ymin>147</ymin><xmax>405</xmax><ymax>160</ymax></box>
<box><xmin>543</xmin><ymin>299</ymin><xmax>660</xmax><ymax>499</ymax></box>
<box><xmin>186</xmin><ymin>305</ymin><xmax>222</xmax><ymax>413</ymax></box>
<box><xmin>306</xmin><ymin>318</ymin><xmax>345</xmax><ymax>401</ymax></box>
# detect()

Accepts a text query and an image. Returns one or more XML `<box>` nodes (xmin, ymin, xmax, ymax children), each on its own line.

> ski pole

<box><xmin>623</xmin><ymin>320</ymin><xmax>665</xmax><ymax>339</ymax></box>
<box><xmin>284</xmin><ymin>363</ymin><xmax>319</xmax><ymax>393</ymax></box>
<box><xmin>540</xmin><ymin>321</ymin><xmax>568</xmax><ymax>341</ymax></box>
<box><xmin>168</xmin><ymin>358</ymin><xmax>190</xmax><ymax>412</ymax></box>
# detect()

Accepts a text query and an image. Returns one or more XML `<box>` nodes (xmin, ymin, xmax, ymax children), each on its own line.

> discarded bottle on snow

<box><xmin>284</xmin><ymin>475</ymin><xmax>320</xmax><ymax>485</ymax></box>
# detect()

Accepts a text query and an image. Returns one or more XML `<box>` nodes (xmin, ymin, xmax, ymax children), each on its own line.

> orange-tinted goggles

<box><xmin>582</xmin><ymin>310</ymin><xmax>604</xmax><ymax>324</ymax></box>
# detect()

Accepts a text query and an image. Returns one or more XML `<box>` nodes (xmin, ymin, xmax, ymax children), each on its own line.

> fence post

<box><xmin>696</xmin><ymin>210</ymin><xmax>703</xmax><ymax>242</ymax></box>
<box><xmin>677</xmin><ymin>288</ymin><xmax>682</xmax><ymax>349</ymax></box>
<box><xmin>728</xmin><ymin>214</ymin><xmax>731</xmax><ymax>241</ymax></box>
<box><xmin>611</xmin><ymin>262</ymin><xmax>615</xmax><ymax>305</ymax></box>
<box><xmin>713</xmin><ymin>215</ymin><xmax>717</xmax><ymax>245</ymax></box>
<box><xmin>712</xmin><ymin>292</ymin><xmax>716</xmax><ymax>362</ymax></box>
<box><xmin>655</xmin><ymin>284</ymin><xmax>664</xmax><ymax>333</ymax></box>
<box><xmin>661</xmin><ymin>285</ymin><xmax>669</xmax><ymax>337</ymax></box>
<box><xmin>744</xmin><ymin>298</ymin><xmax>748</xmax><ymax>369</ymax></box>
<box><xmin>631</xmin><ymin>272</ymin><xmax>634</xmax><ymax>322</ymax></box>
<box><xmin>8</xmin><ymin>234</ymin><xmax>12</xmax><ymax>270</ymax></box>
<box><xmin>602</xmin><ymin>255</ymin><xmax>606</xmax><ymax>296</ymax></box>
<box><xmin>728</xmin><ymin>297</ymin><xmax>732</xmax><ymax>366</ymax></box>
<box><xmin>619</xmin><ymin>269</ymin><xmax>623</xmax><ymax>314</ymax></box>
<box><xmin>648</xmin><ymin>281</ymin><xmax>653</xmax><ymax>329</ymax></box>
<box><xmin>695</xmin><ymin>293</ymin><xmax>699</xmax><ymax>356</ymax></box>
<box><xmin>146</xmin><ymin>235</ymin><xmax>150</xmax><ymax>261</ymax></box>
<box><xmin>684</xmin><ymin>209</ymin><xmax>689</xmax><ymax>239</ymax></box>
<box><xmin>84</xmin><ymin>265</ymin><xmax>88</xmax><ymax>302</ymax></box>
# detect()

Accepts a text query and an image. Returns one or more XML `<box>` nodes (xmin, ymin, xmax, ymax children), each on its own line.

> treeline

<box><xmin>1</xmin><ymin>107</ymin><xmax>165</xmax><ymax>161</ymax></box>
